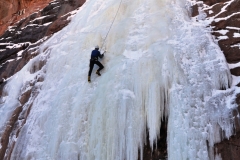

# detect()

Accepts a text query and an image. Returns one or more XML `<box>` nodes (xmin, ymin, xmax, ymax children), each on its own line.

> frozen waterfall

<box><xmin>0</xmin><ymin>0</ymin><xmax>238</xmax><ymax>159</ymax></box>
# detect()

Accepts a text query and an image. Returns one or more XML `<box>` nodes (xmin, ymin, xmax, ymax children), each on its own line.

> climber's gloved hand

<box><xmin>101</xmin><ymin>50</ymin><xmax>106</xmax><ymax>57</ymax></box>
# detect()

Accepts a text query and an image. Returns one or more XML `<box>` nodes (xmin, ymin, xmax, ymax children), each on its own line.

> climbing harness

<box><xmin>100</xmin><ymin>0</ymin><xmax>123</xmax><ymax>51</ymax></box>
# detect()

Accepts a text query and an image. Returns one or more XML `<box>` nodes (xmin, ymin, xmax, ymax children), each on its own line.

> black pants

<box><xmin>88</xmin><ymin>60</ymin><xmax>104</xmax><ymax>76</ymax></box>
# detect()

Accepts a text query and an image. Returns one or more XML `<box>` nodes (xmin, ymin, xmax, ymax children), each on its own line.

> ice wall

<box><xmin>0</xmin><ymin>0</ymin><xmax>238</xmax><ymax>159</ymax></box>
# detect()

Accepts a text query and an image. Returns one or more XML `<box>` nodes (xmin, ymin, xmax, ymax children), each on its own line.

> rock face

<box><xmin>0</xmin><ymin>0</ymin><xmax>53</xmax><ymax>36</ymax></box>
<box><xmin>0</xmin><ymin>0</ymin><xmax>85</xmax><ymax>159</ymax></box>
<box><xmin>192</xmin><ymin>0</ymin><xmax>240</xmax><ymax>159</ymax></box>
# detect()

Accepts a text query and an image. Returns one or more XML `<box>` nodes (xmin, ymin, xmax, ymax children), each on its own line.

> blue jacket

<box><xmin>91</xmin><ymin>49</ymin><xmax>104</xmax><ymax>61</ymax></box>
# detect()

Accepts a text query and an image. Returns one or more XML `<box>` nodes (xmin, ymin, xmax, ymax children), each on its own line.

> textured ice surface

<box><xmin>0</xmin><ymin>0</ymin><xmax>238</xmax><ymax>160</ymax></box>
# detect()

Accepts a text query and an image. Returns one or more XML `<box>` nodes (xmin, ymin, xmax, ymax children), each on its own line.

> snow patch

<box><xmin>209</xmin><ymin>10</ymin><xmax>213</xmax><ymax>14</ymax></box>
<box><xmin>231</xmin><ymin>43</ymin><xmax>240</xmax><ymax>49</ymax></box>
<box><xmin>215</xmin><ymin>29</ymin><xmax>229</xmax><ymax>35</ymax></box>
<box><xmin>217</xmin><ymin>35</ymin><xmax>228</xmax><ymax>40</ymax></box>
<box><xmin>21</xmin><ymin>24</ymin><xmax>39</xmax><ymax>30</ymax></box>
<box><xmin>229</xmin><ymin>62</ymin><xmax>240</xmax><ymax>69</ymax></box>
<box><xmin>43</xmin><ymin>22</ymin><xmax>52</xmax><ymax>26</ymax></box>
<box><xmin>227</xmin><ymin>26</ymin><xmax>240</xmax><ymax>30</ymax></box>
<box><xmin>215</xmin><ymin>12</ymin><xmax>240</xmax><ymax>22</ymax></box>
<box><xmin>233</xmin><ymin>32</ymin><xmax>240</xmax><ymax>38</ymax></box>
<box><xmin>17</xmin><ymin>50</ymin><xmax>24</xmax><ymax>56</ymax></box>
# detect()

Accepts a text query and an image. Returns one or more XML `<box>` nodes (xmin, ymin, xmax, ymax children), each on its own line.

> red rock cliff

<box><xmin>0</xmin><ymin>0</ymin><xmax>52</xmax><ymax>36</ymax></box>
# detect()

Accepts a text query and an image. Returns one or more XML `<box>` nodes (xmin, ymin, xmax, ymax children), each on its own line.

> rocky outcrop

<box><xmin>0</xmin><ymin>0</ymin><xmax>52</xmax><ymax>36</ymax></box>
<box><xmin>0</xmin><ymin>0</ymin><xmax>83</xmax><ymax>36</ymax></box>
<box><xmin>192</xmin><ymin>0</ymin><xmax>240</xmax><ymax>159</ymax></box>
<box><xmin>192</xmin><ymin>0</ymin><xmax>240</xmax><ymax>65</ymax></box>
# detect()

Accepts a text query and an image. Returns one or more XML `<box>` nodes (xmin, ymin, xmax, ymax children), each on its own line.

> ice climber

<box><xmin>88</xmin><ymin>45</ymin><xmax>105</xmax><ymax>82</ymax></box>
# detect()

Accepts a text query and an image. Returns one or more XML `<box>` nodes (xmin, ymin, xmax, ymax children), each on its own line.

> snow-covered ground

<box><xmin>0</xmin><ymin>0</ymin><xmax>239</xmax><ymax>159</ymax></box>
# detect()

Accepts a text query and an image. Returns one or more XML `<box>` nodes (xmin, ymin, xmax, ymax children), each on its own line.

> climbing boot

<box><xmin>96</xmin><ymin>70</ymin><xmax>101</xmax><ymax>76</ymax></box>
<box><xmin>88</xmin><ymin>76</ymin><xmax>91</xmax><ymax>82</ymax></box>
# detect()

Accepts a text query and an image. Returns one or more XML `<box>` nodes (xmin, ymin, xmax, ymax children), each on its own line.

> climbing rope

<box><xmin>100</xmin><ymin>0</ymin><xmax>123</xmax><ymax>51</ymax></box>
